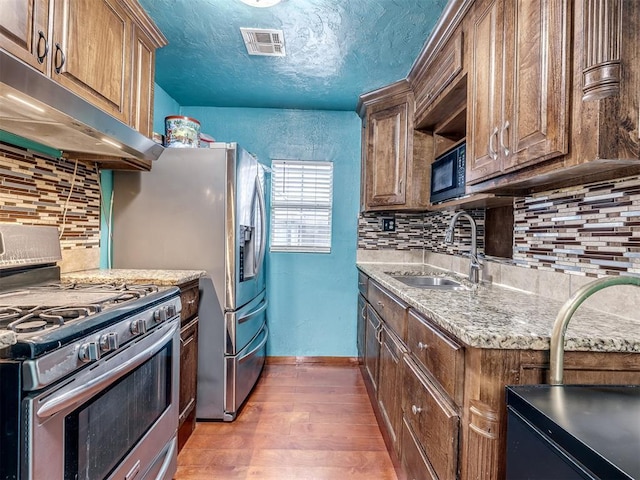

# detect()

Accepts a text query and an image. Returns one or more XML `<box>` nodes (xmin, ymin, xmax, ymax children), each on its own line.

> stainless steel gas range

<box><xmin>0</xmin><ymin>225</ymin><xmax>181</xmax><ymax>480</ymax></box>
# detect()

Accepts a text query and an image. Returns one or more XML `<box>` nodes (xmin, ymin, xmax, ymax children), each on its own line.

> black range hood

<box><xmin>0</xmin><ymin>50</ymin><xmax>163</xmax><ymax>162</ymax></box>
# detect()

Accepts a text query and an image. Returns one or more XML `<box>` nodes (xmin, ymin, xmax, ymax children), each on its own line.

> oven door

<box><xmin>22</xmin><ymin>320</ymin><xmax>180</xmax><ymax>480</ymax></box>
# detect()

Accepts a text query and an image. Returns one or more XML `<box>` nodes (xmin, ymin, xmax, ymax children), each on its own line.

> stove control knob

<box><xmin>130</xmin><ymin>318</ymin><xmax>147</xmax><ymax>336</ymax></box>
<box><xmin>99</xmin><ymin>332</ymin><xmax>119</xmax><ymax>352</ymax></box>
<box><xmin>78</xmin><ymin>342</ymin><xmax>100</xmax><ymax>363</ymax></box>
<box><xmin>154</xmin><ymin>307</ymin><xmax>168</xmax><ymax>323</ymax></box>
<box><xmin>167</xmin><ymin>304</ymin><xmax>177</xmax><ymax>317</ymax></box>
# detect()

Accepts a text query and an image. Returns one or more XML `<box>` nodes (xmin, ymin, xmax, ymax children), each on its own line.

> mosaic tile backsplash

<box><xmin>514</xmin><ymin>176</ymin><xmax>640</xmax><ymax>276</ymax></box>
<box><xmin>358</xmin><ymin>175</ymin><xmax>640</xmax><ymax>277</ymax></box>
<box><xmin>358</xmin><ymin>210</ymin><xmax>485</xmax><ymax>256</ymax></box>
<box><xmin>0</xmin><ymin>146</ymin><xmax>101</xmax><ymax>254</ymax></box>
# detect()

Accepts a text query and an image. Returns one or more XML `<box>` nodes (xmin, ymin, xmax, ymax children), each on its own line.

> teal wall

<box><xmin>181</xmin><ymin>106</ymin><xmax>361</xmax><ymax>357</ymax></box>
<box><xmin>153</xmin><ymin>84</ymin><xmax>181</xmax><ymax>134</ymax></box>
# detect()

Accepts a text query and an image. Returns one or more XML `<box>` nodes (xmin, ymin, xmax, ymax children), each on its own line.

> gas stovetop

<box><xmin>0</xmin><ymin>283</ymin><xmax>161</xmax><ymax>335</ymax></box>
<box><xmin>0</xmin><ymin>282</ymin><xmax>180</xmax><ymax>360</ymax></box>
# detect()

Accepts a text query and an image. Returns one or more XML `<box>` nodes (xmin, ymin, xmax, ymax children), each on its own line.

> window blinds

<box><xmin>270</xmin><ymin>160</ymin><xmax>333</xmax><ymax>253</ymax></box>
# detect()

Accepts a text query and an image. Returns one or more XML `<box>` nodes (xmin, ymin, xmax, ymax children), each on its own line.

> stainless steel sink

<box><xmin>391</xmin><ymin>275</ymin><xmax>467</xmax><ymax>290</ymax></box>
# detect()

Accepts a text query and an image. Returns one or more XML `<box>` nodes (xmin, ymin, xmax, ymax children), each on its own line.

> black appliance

<box><xmin>0</xmin><ymin>225</ymin><xmax>181</xmax><ymax>480</ymax></box>
<box><xmin>430</xmin><ymin>142</ymin><xmax>466</xmax><ymax>204</ymax></box>
<box><xmin>506</xmin><ymin>384</ymin><xmax>640</xmax><ymax>480</ymax></box>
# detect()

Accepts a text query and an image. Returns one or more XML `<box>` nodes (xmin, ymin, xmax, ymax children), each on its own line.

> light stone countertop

<box><xmin>358</xmin><ymin>262</ymin><xmax>640</xmax><ymax>353</ymax></box>
<box><xmin>0</xmin><ymin>331</ymin><xmax>16</xmax><ymax>349</ymax></box>
<box><xmin>61</xmin><ymin>269</ymin><xmax>207</xmax><ymax>286</ymax></box>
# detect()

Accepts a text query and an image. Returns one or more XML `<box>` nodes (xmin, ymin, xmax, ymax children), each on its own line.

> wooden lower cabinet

<box><xmin>358</xmin><ymin>271</ymin><xmax>640</xmax><ymax>479</ymax></box>
<box><xmin>177</xmin><ymin>280</ymin><xmax>199</xmax><ymax>452</ymax></box>
<box><xmin>364</xmin><ymin>305</ymin><xmax>381</xmax><ymax>392</ymax></box>
<box><xmin>357</xmin><ymin>294</ymin><xmax>367</xmax><ymax>361</ymax></box>
<box><xmin>403</xmin><ymin>355</ymin><xmax>460</xmax><ymax>479</ymax></box>
<box><xmin>377</xmin><ymin>326</ymin><xmax>406</xmax><ymax>457</ymax></box>
<box><xmin>402</xmin><ymin>416</ymin><xmax>438</xmax><ymax>480</ymax></box>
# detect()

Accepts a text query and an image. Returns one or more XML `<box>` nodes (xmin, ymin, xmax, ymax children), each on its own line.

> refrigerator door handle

<box><xmin>254</xmin><ymin>174</ymin><xmax>267</xmax><ymax>280</ymax></box>
<box><xmin>238</xmin><ymin>299</ymin><xmax>268</xmax><ymax>324</ymax></box>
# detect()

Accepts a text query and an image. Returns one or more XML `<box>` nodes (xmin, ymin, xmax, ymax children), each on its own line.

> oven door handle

<box><xmin>36</xmin><ymin>323</ymin><xmax>178</xmax><ymax>419</ymax></box>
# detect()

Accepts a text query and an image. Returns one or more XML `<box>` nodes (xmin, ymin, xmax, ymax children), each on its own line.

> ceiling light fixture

<box><xmin>239</xmin><ymin>0</ymin><xmax>281</xmax><ymax>7</ymax></box>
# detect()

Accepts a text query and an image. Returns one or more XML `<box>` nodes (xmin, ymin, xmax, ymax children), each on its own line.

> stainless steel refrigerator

<box><xmin>111</xmin><ymin>143</ymin><xmax>268</xmax><ymax>421</ymax></box>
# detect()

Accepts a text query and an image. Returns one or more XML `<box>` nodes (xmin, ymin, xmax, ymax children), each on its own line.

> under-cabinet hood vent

<box><xmin>0</xmin><ymin>51</ymin><xmax>163</xmax><ymax>162</ymax></box>
<box><xmin>240</xmin><ymin>28</ymin><xmax>286</xmax><ymax>56</ymax></box>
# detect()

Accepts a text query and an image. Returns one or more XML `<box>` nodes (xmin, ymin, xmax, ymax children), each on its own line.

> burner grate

<box><xmin>0</xmin><ymin>282</ymin><xmax>163</xmax><ymax>336</ymax></box>
<box><xmin>5</xmin><ymin>305</ymin><xmax>102</xmax><ymax>333</ymax></box>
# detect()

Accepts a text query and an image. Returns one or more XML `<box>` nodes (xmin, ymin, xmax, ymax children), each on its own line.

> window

<box><xmin>270</xmin><ymin>160</ymin><xmax>333</xmax><ymax>253</ymax></box>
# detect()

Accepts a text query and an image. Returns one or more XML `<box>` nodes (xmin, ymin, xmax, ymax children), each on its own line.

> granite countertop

<box><xmin>0</xmin><ymin>331</ymin><xmax>16</xmax><ymax>349</ymax></box>
<box><xmin>358</xmin><ymin>262</ymin><xmax>640</xmax><ymax>353</ymax></box>
<box><xmin>61</xmin><ymin>269</ymin><xmax>207</xmax><ymax>286</ymax></box>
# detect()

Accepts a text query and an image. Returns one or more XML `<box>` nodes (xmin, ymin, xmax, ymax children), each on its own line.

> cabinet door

<box><xmin>0</xmin><ymin>0</ymin><xmax>49</xmax><ymax>73</ymax></box>
<box><xmin>501</xmin><ymin>0</ymin><xmax>569</xmax><ymax>171</ymax></box>
<box><xmin>403</xmin><ymin>356</ymin><xmax>459</xmax><ymax>480</ymax></box>
<box><xmin>178</xmin><ymin>317</ymin><xmax>198</xmax><ymax>450</ymax></box>
<box><xmin>366</xmin><ymin>103</ymin><xmax>408</xmax><ymax>207</ymax></box>
<box><xmin>51</xmin><ymin>0</ymin><xmax>131</xmax><ymax>123</ymax></box>
<box><xmin>468</xmin><ymin>0</ymin><xmax>505</xmax><ymax>183</ymax></box>
<box><xmin>131</xmin><ymin>24</ymin><xmax>155</xmax><ymax>137</ymax></box>
<box><xmin>364</xmin><ymin>305</ymin><xmax>381</xmax><ymax>392</ymax></box>
<box><xmin>402</xmin><ymin>417</ymin><xmax>438</xmax><ymax>480</ymax></box>
<box><xmin>378</xmin><ymin>326</ymin><xmax>405</xmax><ymax>456</ymax></box>
<box><xmin>469</xmin><ymin>0</ymin><xmax>570</xmax><ymax>185</ymax></box>
<box><xmin>357</xmin><ymin>294</ymin><xmax>367</xmax><ymax>361</ymax></box>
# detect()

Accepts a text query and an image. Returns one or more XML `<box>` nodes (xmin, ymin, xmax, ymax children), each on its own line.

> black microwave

<box><xmin>430</xmin><ymin>142</ymin><xmax>466</xmax><ymax>204</ymax></box>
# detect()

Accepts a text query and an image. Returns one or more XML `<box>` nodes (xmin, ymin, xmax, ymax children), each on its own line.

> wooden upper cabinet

<box><xmin>358</xmin><ymin>80</ymin><xmax>433</xmax><ymax>212</ymax></box>
<box><xmin>368</xmin><ymin>102</ymin><xmax>409</xmax><ymax>208</ymax></box>
<box><xmin>411</xmin><ymin>25</ymin><xmax>467</xmax><ymax>130</ymax></box>
<box><xmin>501</xmin><ymin>0</ymin><xmax>570</xmax><ymax>172</ymax></box>
<box><xmin>51</xmin><ymin>0</ymin><xmax>132</xmax><ymax>124</ymax></box>
<box><xmin>468</xmin><ymin>0</ymin><xmax>570</xmax><ymax>184</ymax></box>
<box><xmin>468</xmin><ymin>0</ymin><xmax>504</xmax><ymax>183</ymax></box>
<box><xmin>0</xmin><ymin>0</ymin><xmax>50</xmax><ymax>73</ymax></box>
<box><xmin>132</xmin><ymin>24</ymin><xmax>157</xmax><ymax>138</ymax></box>
<box><xmin>1</xmin><ymin>0</ymin><xmax>166</xmax><ymax>144</ymax></box>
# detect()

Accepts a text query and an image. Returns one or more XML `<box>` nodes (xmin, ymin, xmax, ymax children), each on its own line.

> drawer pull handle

<box><xmin>411</xmin><ymin>405</ymin><xmax>423</xmax><ymax>415</ymax></box>
<box><xmin>417</xmin><ymin>341</ymin><xmax>428</xmax><ymax>351</ymax></box>
<box><xmin>376</xmin><ymin>301</ymin><xmax>384</xmax><ymax>308</ymax></box>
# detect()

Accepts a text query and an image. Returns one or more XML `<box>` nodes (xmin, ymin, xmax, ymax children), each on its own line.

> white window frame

<box><xmin>269</xmin><ymin>159</ymin><xmax>333</xmax><ymax>253</ymax></box>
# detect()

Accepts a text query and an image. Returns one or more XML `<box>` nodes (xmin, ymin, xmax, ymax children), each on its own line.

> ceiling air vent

<box><xmin>240</xmin><ymin>28</ymin><xmax>286</xmax><ymax>56</ymax></box>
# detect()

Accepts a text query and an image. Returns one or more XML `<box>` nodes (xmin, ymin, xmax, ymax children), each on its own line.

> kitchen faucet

<box><xmin>549</xmin><ymin>275</ymin><xmax>640</xmax><ymax>385</ymax></box>
<box><xmin>444</xmin><ymin>211</ymin><xmax>482</xmax><ymax>284</ymax></box>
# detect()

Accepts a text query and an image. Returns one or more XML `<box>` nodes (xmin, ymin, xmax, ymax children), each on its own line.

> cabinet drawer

<box><xmin>369</xmin><ymin>280</ymin><xmax>407</xmax><ymax>340</ymax></box>
<box><xmin>403</xmin><ymin>356</ymin><xmax>459</xmax><ymax>480</ymax></box>
<box><xmin>414</xmin><ymin>29</ymin><xmax>464</xmax><ymax>121</ymax></box>
<box><xmin>180</xmin><ymin>281</ymin><xmax>199</xmax><ymax>325</ymax></box>
<box><xmin>402</xmin><ymin>416</ymin><xmax>438</xmax><ymax>480</ymax></box>
<box><xmin>358</xmin><ymin>271</ymin><xmax>368</xmax><ymax>296</ymax></box>
<box><xmin>408</xmin><ymin>309</ymin><xmax>464</xmax><ymax>405</ymax></box>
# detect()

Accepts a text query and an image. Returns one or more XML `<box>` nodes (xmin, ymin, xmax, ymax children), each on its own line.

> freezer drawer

<box><xmin>225</xmin><ymin>291</ymin><xmax>267</xmax><ymax>355</ymax></box>
<box><xmin>224</xmin><ymin>323</ymin><xmax>268</xmax><ymax>420</ymax></box>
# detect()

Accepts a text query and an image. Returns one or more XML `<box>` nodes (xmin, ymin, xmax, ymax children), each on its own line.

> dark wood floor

<box><xmin>175</xmin><ymin>363</ymin><xmax>406</xmax><ymax>479</ymax></box>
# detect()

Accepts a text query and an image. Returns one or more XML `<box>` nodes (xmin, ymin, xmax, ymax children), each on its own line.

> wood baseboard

<box><xmin>266</xmin><ymin>356</ymin><xmax>360</xmax><ymax>366</ymax></box>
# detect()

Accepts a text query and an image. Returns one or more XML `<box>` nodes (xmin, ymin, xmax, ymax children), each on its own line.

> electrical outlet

<box><xmin>379</xmin><ymin>216</ymin><xmax>395</xmax><ymax>232</ymax></box>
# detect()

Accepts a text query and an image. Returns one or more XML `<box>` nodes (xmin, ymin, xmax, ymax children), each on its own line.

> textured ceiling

<box><xmin>138</xmin><ymin>0</ymin><xmax>447</xmax><ymax>111</ymax></box>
